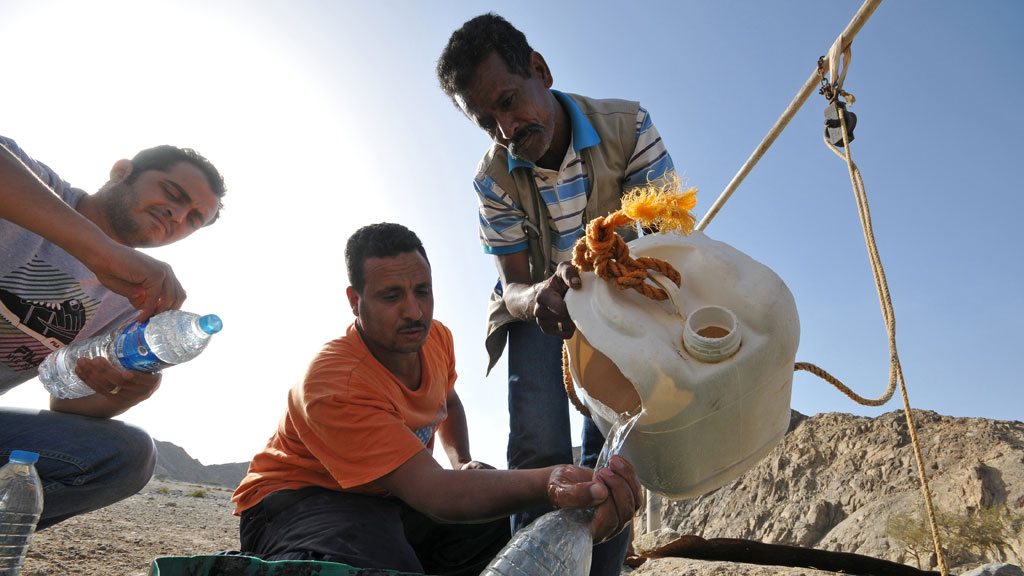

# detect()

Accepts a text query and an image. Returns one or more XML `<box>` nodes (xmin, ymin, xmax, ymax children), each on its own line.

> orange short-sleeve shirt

<box><xmin>232</xmin><ymin>320</ymin><xmax>457</xmax><ymax>514</ymax></box>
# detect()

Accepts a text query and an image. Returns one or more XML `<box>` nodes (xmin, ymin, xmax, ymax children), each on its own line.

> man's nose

<box><xmin>495</xmin><ymin>113</ymin><xmax>518</xmax><ymax>141</ymax></box>
<box><xmin>400</xmin><ymin>295</ymin><xmax>423</xmax><ymax>320</ymax></box>
<box><xmin>167</xmin><ymin>205</ymin><xmax>186</xmax><ymax>224</ymax></box>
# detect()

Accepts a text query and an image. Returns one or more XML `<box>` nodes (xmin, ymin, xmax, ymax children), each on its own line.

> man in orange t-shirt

<box><xmin>232</xmin><ymin>222</ymin><xmax>642</xmax><ymax>575</ymax></box>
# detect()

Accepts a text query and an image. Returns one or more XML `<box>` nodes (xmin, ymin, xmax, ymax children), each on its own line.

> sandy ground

<box><xmin>21</xmin><ymin>478</ymin><xmax>636</xmax><ymax>576</ymax></box>
<box><xmin>21</xmin><ymin>478</ymin><xmax>238</xmax><ymax>576</ymax></box>
<box><xmin>16</xmin><ymin>478</ymin><xmax>891</xmax><ymax>576</ymax></box>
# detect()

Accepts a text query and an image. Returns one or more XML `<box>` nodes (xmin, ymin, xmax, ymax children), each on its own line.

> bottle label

<box><xmin>113</xmin><ymin>319</ymin><xmax>171</xmax><ymax>372</ymax></box>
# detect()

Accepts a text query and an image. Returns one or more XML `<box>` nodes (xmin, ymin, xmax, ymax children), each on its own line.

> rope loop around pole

<box><xmin>823</xmin><ymin>30</ymin><xmax>856</xmax><ymax>104</ymax></box>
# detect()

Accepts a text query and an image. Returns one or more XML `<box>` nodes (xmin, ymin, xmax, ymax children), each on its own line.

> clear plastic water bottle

<box><xmin>481</xmin><ymin>508</ymin><xmax>593</xmax><ymax>576</ymax></box>
<box><xmin>37</xmin><ymin>310</ymin><xmax>223</xmax><ymax>399</ymax></box>
<box><xmin>0</xmin><ymin>451</ymin><xmax>44</xmax><ymax>576</ymax></box>
<box><xmin>480</xmin><ymin>410</ymin><xmax>642</xmax><ymax>575</ymax></box>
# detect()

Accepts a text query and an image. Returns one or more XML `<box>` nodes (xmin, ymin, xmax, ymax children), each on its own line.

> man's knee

<box><xmin>116</xmin><ymin>423</ymin><xmax>156</xmax><ymax>491</ymax></box>
<box><xmin>34</xmin><ymin>423</ymin><xmax>156</xmax><ymax>530</ymax></box>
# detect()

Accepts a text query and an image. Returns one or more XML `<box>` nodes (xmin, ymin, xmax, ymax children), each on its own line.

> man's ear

<box><xmin>109</xmin><ymin>159</ymin><xmax>133</xmax><ymax>183</ymax></box>
<box><xmin>529</xmin><ymin>51</ymin><xmax>554</xmax><ymax>89</ymax></box>
<box><xmin>346</xmin><ymin>286</ymin><xmax>360</xmax><ymax>317</ymax></box>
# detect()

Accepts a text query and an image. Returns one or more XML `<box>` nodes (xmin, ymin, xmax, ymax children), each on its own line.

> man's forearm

<box><xmin>501</xmin><ymin>281</ymin><xmax>539</xmax><ymax>321</ymax></box>
<box><xmin>0</xmin><ymin>146</ymin><xmax>115</xmax><ymax>265</ymax></box>
<box><xmin>379</xmin><ymin>451</ymin><xmax>553</xmax><ymax>523</ymax></box>
<box><xmin>50</xmin><ymin>394</ymin><xmax>128</xmax><ymax>419</ymax></box>
<box><xmin>438</xmin><ymin>392</ymin><xmax>474</xmax><ymax>468</ymax></box>
<box><xmin>494</xmin><ymin>251</ymin><xmax>542</xmax><ymax>321</ymax></box>
<box><xmin>410</xmin><ymin>466</ymin><xmax>553</xmax><ymax>523</ymax></box>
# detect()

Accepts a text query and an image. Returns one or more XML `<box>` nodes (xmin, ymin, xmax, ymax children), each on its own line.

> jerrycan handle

<box><xmin>651</xmin><ymin>270</ymin><xmax>684</xmax><ymax>315</ymax></box>
<box><xmin>648</xmin><ymin>271</ymin><xmax>686</xmax><ymax>317</ymax></box>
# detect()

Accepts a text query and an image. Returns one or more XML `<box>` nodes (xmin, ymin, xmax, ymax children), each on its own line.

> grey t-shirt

<box><xmin>0</xmin><ymin>136</ymin><xmax>136</xmax><ymax>395</ymax></box>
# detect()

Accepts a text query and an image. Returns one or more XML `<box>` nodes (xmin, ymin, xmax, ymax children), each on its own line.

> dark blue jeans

<box><xmin>0</xmin><ymin>407</ymin><xmax>156</xmax><ymax>529</ymax></box>
<box><xmin>506</xmin><ymin>321</ymin><xmax>631</xmax><ymax>576</ymax></box>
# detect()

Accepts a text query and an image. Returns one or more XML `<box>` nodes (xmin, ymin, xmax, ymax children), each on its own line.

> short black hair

<box><xmin>437</xmin><ymin>12</ymin><xmax>533</xmax><ymax>106</ymax></box>
<box><xmin>345</xmin><ymin>223</ymin><xmax>430</xmax><ymax>293</ymax></box>
<box><xmin>127</xmin><ymin>145</ymin><xmax>227</xmax><ymax>224</ymax></box>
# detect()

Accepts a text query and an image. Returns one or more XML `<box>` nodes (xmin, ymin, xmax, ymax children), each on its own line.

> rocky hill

<box><xmin>152</xmin><ymin>440</ymin><xmax>249</xmax><ymax>488</ymax></box>
<box><xmin>633</xmin><ymin>409</ymin><xmax>1024</xmax><ymax>573</ymax></box>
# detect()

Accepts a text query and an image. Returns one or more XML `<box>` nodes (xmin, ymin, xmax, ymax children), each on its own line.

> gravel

<box><xmin>22</xmin><ymin>479</ymin><xmax>238</xmax><ymax>576</ymax></box>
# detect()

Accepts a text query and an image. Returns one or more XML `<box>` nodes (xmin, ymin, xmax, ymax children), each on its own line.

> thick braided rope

<box><xmin>798</xmin><ymin>102</ymin><xmax>948</xmax><ymax>575</ymax></box>
<box><xmin>563</xmin><ymin>208</ymin><xmax>684</xmax><ymax>421</ymax></box>
<box><xmin>572</xmin><ymin>213</ymin><xmax>681</xmax><ymax>301</ymax></box>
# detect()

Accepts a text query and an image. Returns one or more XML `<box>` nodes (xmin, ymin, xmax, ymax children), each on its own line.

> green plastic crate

<box><xmin>149</xmin><ymin>555</ymin><xmax>430</xmax><ymax>576</ymax></box>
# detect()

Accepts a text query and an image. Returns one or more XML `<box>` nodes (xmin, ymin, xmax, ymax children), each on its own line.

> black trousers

<box><xmin>239</xmin><ymin>487</ymin><xmax>511</xmax><ymax>576</ymax></box>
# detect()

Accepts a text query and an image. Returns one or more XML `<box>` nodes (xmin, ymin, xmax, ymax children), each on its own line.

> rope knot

<box><xmin>572</xmin><ymin>173</ymin><xmax>696</xmax><ymax>301</ymax></box>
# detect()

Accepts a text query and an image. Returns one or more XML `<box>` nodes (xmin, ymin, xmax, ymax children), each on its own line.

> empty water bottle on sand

<box><xmin>37</xmin><ymin>310</ymin><xmax>223</xmax><ymax>399</ymax></box>
<box><xmin>0</xmin><ymin>451</ymin><xmax>44</xmax><ymax>576</ymax></box>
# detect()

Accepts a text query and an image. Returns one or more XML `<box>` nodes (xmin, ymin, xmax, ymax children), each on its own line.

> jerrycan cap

<box><xmin>683</xmin><ymin>305</ymin><xmax>742</xmax><ymax>362</ymax></box>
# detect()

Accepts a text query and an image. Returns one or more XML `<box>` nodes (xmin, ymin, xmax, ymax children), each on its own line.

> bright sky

<box><xmin>1</xmin><ymin>0</ymin><xmax>1021</xmax><ymax>469</ymax></box>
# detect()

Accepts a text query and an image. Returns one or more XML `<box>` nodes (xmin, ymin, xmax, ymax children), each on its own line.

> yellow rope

<box><xmin>573</xmin><ymin>217</ymin><xmax>678</xmax><ymax>301</ymax></box>
<box><xmin>571</xmin><ymin>179</ymin><xmax>697</xmax><ymax>301</ymax></box>
<box><xmin>801</xmin><ymin>80</ymin><xmax>949</xmax><ymax>574</ymax></box>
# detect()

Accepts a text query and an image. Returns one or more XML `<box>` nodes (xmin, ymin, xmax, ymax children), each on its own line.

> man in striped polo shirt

<box><xmin>438</xmin><ymin>13</ymin><xmax>675</xmax><ymax>574</ymax></box>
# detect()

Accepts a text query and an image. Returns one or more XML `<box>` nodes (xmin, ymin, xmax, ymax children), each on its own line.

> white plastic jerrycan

<box><xmin>565</xmin><ymin>230</ymin><xmax>800</xmax><ymax>499</ymax></box>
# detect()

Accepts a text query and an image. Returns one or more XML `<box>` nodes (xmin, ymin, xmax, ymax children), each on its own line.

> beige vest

<box><xmin>478</xmin><ymin>93</ymin><xmax>641</xmax><ymax>372</ymax></box>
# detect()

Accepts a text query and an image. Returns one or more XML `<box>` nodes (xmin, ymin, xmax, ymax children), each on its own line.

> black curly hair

<box><xmin>345</xmin><ymin>223</ymin><xmax>430</xmax><ymax>293</ymax></box>
<box><xmin>436</xmin><ymin>13</ymin><xmax>534</xmax><ymax>107</ymax></box>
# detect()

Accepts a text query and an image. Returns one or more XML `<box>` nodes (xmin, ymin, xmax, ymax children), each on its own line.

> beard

<box><xmin>98</xmin><ymin>180</ymin><xmax>152</xmax><ymax>247</ymax></box>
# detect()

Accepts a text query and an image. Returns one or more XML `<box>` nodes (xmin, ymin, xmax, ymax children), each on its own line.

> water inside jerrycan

<box><xmin>565</xmin><ymin>230</ymin><xmax>800</xmax><ymax>499</ymax></box>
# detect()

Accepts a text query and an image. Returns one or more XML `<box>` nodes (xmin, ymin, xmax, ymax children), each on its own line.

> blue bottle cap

<box><xmin>198</xmin><ymin>314</ymin><xmax>223</xmax><ymax>335</ymax></box>
<box><xmin>8</xmin><ymin>451</ymin><xmax>39</xmax><ymax>464</ymax></box>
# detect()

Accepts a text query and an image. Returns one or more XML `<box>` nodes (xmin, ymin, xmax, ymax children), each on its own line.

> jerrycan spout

<box><xmin>565</xmin><ymin>230</ymin><xmax>800</xmax><ymax>500</ymax></box>
<box><xmin>683</xmin><ymin>305</ymin><xmax>742</xmax><ymax>362</ymax></box>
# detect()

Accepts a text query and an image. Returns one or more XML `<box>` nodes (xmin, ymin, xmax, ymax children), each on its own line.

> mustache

<box><xmin>508</xmin><ymin>124</ymin><xmax>544</xmax><ymax>157</ymax></box>
<box><xmin>399</xmin><ymin>321</ymin><xmax>427</xmax><ymax>331</ymax></box>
